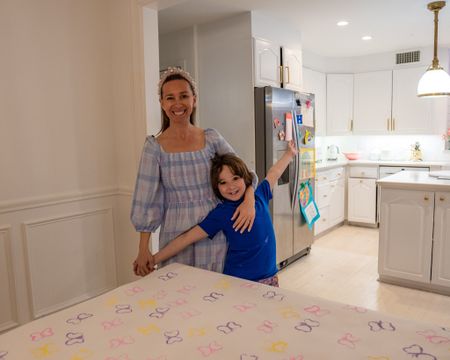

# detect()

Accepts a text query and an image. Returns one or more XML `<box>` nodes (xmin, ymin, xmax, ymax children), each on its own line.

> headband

<box><xmin>158</xmin><ymin>67</ymin><xmax>197</xmax><ymax>97</ymax></box>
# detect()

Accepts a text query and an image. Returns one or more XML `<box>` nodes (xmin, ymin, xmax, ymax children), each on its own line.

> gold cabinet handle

<box><xmin>350</xmin><ymin>119</ymin><xmax>354</xmax><ymax>131</ymax></box>
<box><xmin>392</xmin><ymin>118</ymin><xmax>395</xmax><ymax>131</ymax></box>
<box><xmin>387</xmin><ymin>118</ymin><xmax>390</xmax><ymax>131</ymax></box>
<box><xmin>285</xmin><ymin>66</ymin><xmax>290</xmax><ymax>83</ymax></box>
<box><xmin>279</xmin><ymin>65</ymin><xmax>283</xmax><ymax>84</ymax></box>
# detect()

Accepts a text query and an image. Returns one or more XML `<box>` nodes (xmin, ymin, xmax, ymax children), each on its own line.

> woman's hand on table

<box><xmin>133</xmin><ymin>249</ymin><xmax>155</xmax><ymax>276</ymax></box>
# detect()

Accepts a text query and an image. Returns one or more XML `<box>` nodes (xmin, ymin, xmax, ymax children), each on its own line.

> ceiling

<box><xmin>156</xmin><ymin>0</ymin><xmax>450</xmax><ymax>58</ymax></box>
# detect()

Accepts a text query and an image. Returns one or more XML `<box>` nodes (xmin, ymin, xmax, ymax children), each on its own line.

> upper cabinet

<box><xmin>302</xmin><ymin>68</ymin><xmax>326</xmax><ymax>136</ymax></box>
<box><xmin>353</xmin><ymin>70</ymin><xmax>392</xmax><ymax>134</ymax></box>
<box><xmin>253</xmin><ymin>38</ymin><xmax>281</xmax><ymax>88</ymax></box>
<box><xmin>282</xmin><ymin>47</ymin><xmax>303</xmax><ymax>91</ymax></box>
<box><xmin>392</xmin><ymin>66</ymin><xmax>434</xmax><ymax>134</ymax></box>
<box><xmin>253</xmin><ymin>37</ymin><xmax>303</xmax><ymax>90</ymax></box>
<box><xmin>352</xmin><ymin>66</ymin><xmax>445</xmax><ymax>135</ymax></box>
<box><xmin>326</xmin><ymin>74</ymin><xmax>353</xmax><ymax>135</ymax></box>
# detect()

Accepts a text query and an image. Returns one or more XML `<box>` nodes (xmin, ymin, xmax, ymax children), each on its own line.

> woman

<box><xmin>131</xmin><ymin>67</ymin><xmax>256</xmax><ymax>276</ymax></box>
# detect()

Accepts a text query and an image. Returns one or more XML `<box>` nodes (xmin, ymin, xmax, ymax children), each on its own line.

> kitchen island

<box><xmin>377</xmin><ymin>171</ymin><xmax>450</xmax><ymax>295</ymax></box>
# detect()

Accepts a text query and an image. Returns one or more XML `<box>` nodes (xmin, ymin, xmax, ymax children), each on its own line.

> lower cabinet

<box><xmin>314</xmin><ymin>167</ymin><xmax>345</xmax><ymax>235</ymax></box>
<box><xmin>347</xmin><ymin>166</ymin><xmax>377</xmax><ymax>224</ymax></box>
<box><xmin>379</xmin><ymin>188</ymin><xmax>450</xmax><ymax>290</ymax></box>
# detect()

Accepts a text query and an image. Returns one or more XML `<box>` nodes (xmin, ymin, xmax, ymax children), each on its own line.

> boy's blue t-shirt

<box><xmin>199</xmin><ymin>179</ymin><xmax>277</xmax><ymax>281</ymax></box>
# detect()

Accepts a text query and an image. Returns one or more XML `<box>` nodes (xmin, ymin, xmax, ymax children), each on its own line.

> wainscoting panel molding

<box><xmin>22</xmin><ymin>208</ymin><xmax>117</xmax><ymax>318</ymax></box>
<box><xmin>0</xmin><ymin>225</ymin><xmax>19</xmax><ymax>332</ymax></box>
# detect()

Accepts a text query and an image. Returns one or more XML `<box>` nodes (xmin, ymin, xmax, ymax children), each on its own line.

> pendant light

<box><xmin>417</xmin><ymin>1</ymin><xmax>450</xmax><ymax>97</ymax></box>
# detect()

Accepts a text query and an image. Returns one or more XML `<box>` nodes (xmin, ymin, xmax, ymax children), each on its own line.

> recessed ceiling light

<box><xmin>362</xmin><ymin>35</ymin><xmax>372</xmax><ymax>41</ymax></box>
<box><xmin>337</xmin><ymin>20</ymin><xmax>349</xmax><ymax>26</ymax></box>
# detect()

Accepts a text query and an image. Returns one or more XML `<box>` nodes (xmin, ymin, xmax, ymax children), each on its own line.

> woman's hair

<box><xmin>210</xmin><ymin>153</ymin><xmax>253</xmax><ymax>200</ymax></box>
<box><xmin>157</xmin><ymin>67</ymin><xmax>197</xmax><ymax>134</ymax></box>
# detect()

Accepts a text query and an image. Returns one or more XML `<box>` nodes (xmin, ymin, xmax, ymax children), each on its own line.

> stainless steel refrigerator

<box><xmin>254</xmin><ymin>86</ymin><xmax>315</xmax><ymax>269</ymax></box>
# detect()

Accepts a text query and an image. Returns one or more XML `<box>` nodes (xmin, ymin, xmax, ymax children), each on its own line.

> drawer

<box><xmin>349</xmin><ymin>166</ymin><xmax>378</xmax><ymax>179</ymax></box>
<box><xmin>316</xmin><ymin>166</ymin><xmax>345</xmax><ymax>183</ymax></box>
<box><xmin>328</xmin><ymin>167</ymin><xmax>345</xmax><ymax>181</ymax></box>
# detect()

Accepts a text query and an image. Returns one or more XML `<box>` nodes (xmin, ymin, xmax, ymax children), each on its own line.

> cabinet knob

<box><xmin>323</xmin><ymin>194</ymin><xmax>328</xmax><ymax>198</ymax></box>
<box><xmin>440</xmin><ymin>196</ymin><xmax>445</xmax><ymax>201</ymax></box>
<box><xmin>360</xmin><ymin>179</ymin><xmax>363</xmax><ymax>183</ymax></box>
<box><xmin>361</xmin><ymin>172</ymin><xmax>365</xmax><ymax>175</ymax></box>
<box><xmin>424</xmin><ymin>196</ymin><xmax>429</xmax><ymax>201</ymax></box>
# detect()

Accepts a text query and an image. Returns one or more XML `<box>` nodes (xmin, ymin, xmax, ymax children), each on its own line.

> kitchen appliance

<box><xmin>327</xmin><ymin>145</ymin><xmax>340</xmax><ymax>160</ymax></box>
<box><xmin>254</xmin><ymin>86</ymin><xmax>315</xmax><ymax>269</ymax></box>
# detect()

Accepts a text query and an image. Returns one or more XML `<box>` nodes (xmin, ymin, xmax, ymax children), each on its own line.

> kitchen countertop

<box><xmin>316</xmin><ymin>158</ymin><xmax>449</xmax><ymax>171</ymax></box>
<box><xmin>377</xmin><ymin>170</ymin><xmax>450</xmax><ymax>191</ymax></box>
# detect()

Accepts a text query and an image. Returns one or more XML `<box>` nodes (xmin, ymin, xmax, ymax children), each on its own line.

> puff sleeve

<box><xmin>130</xmin><ymin>137</ymin><xmax>165</xmax><ymax>232</ymax></box>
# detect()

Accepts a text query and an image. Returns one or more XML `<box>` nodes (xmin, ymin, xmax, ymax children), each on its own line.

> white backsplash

<box><xmin>316</xmin><ymin>135</ymin><xmax>450</xmax><ymax>162</ymax></box>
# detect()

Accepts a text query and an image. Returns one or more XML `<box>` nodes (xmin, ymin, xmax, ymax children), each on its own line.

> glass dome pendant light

<box><xmin>417</xmin><ymin>1</ymin><xmax>450</xmax><ymax>97</ymax></box>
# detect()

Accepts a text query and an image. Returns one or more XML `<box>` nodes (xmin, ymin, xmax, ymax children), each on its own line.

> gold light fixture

<box><xmin>417</xmin><ymin>1</ymin><xmax>450</xmax><ymax>97</ymax></box>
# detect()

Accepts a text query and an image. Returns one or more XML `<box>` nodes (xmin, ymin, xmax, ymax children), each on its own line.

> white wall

<box><xmin>159</xmin><ymin>27</ymin><xmax>197</xmax><ymax>83</ymax></box>
<box><xmin>303</xmin><ymin>47</ymin><xmax>449</xmax><ymax>73</ymax></box>
<box><xmin>0</xmin><ymin>0</ymin><xmax>151</xmax><ymax>329</ymax></box>
<box><xmin>251</xmin><ymin>11</ymin><xmax>302</xmax><ymax>49</ymax></box>
<box><xmin>316</xmin><ymin>135</ymin><xmax>450</xmax><ymax>163</ymax></box>
<box><xmin>197</xmin><ymin>13</ymin><xmax>255</xmax><ymax>167</ymax></box>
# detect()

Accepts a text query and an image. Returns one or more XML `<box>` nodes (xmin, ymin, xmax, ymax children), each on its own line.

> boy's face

<box><xmin>217</xmin><ymin>165</ymin><xmax>246</xmax><ymax>201</ymax></box>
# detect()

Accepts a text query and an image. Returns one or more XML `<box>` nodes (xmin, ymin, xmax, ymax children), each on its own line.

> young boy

<box><xmin>151</xmin><ymin>141</ymin><xmax>297</xmax><ymax>286</ymax></box>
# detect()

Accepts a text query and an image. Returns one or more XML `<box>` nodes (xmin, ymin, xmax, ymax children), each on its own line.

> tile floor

<box><xmin>278</xmin><ymin>224</ymin><xmax>450</xmax><ymax>327</ymax></box>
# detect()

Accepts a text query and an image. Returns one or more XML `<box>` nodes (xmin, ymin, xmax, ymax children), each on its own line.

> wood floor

<box><xmin>278</xmin><ymin>224</ymin><xmax>450</xmax><ymax>327</ymax></box>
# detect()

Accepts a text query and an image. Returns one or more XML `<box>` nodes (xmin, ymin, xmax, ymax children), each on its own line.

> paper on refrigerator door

<box><xmin>285</xmin><ymin>112</ymin><xmax>293</xmax><ymax>141</ymax></box>
<box><xmin>298</xmin><ymin>181</ymin><xmax>320</xmax><ymax>229</ymax></box>
<box><xmin>302</xmin><ymin>100</ymin><xmax>314</xmax><ymax>127</ymax></box>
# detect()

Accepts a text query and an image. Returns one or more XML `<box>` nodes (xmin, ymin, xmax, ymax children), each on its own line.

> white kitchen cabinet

<box><xmin>351</xmin><ymin>66</ymin><xmax>443</xmax><ymax>135</ymax></box>
<box><xmin>347</xmin><ymin>166</ymin><xmax>377</xmax><ymax>225</ymax></box>
<box><xmin>254</xmin><ymin>37</ymin><xmax>303</xmax><ymax>90</ymax></box>
<box><xmin>378</xmin><ymin>188</ymin><xmax>433</xmax><ymax>284</ymax></box>
<box><xmin>282</xmin><ymin>47</ymin><xmax>303</xmax><ymax>91</ymax></box>
<box><xmin>431</xmin><ymin>191</ymin><xmax>450</xmax><ymax>287</ymax></box>
<box><xmin>378</xmin><ymin>174</ymin><xmax>450</xmax><ymax>294</ymax></box>
<box><xmin>302</xmin><ymin>68</ymin><xmax>326</xmax><ymax>136</ymax></box>
<box><xmin>253</xmin><ymin>37</ymin><xmax>281</xmax><ymax>88</ymax></box>
<box><xmin>326</xmin><ymin>74</ymin><xmax>353</xmax><ymax>135</ymax></box>
<box><xmin>314</xmin><ymin>167</ymin><xmax>345</xmax><ymax>236</ymax></box>
<box><xmin>348</xmin><ymin>178</ymin><xmax>377</xmax><ymax>224</ymax></box>
<box><xmin>392</xmin><ymin>66</ymin><xmax>434</xmax><ymax>134</ymax></box>
<box><xmin>353</xmin><ymin>70</ymin><xmax>392</xmax><ymax>134</ymax></box>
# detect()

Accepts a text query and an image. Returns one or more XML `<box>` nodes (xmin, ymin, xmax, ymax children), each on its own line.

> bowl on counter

<box><xmin>343</xmin><ymin>152</ymin><xmax>360</xmax><ymax>160</ymax></box>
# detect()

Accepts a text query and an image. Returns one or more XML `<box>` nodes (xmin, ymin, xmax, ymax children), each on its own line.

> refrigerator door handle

<box><xmin>291</xmin><ymin>111</ymin><xmax>300</xmax><ymax>210</ymax></box>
